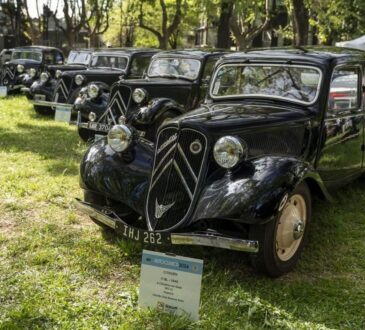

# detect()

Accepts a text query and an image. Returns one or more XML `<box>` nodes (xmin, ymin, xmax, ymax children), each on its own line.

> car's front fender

<box><xmin>191</xmin><ymin>156</ymin><xmax>331</xmax><ymax>225</ymax></box>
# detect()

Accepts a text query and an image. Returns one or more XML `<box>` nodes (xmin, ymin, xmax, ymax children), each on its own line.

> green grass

<box><xmin>1</xmin><ymin>96</ymin><xmax>365</xmax><ymax>329</ymax></box>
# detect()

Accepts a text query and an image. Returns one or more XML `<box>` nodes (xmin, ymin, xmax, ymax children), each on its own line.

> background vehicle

<box><xmin>76</xmin><ymin>49</ymin><xmax>227</xmax><ymax>142</ymax></box>
<box><xmin>27</xmin><ymin>49</ymin><xmax>94</xmax><ymax>115</ymax></box>
<box><xmin>31</xmin><ymin>48</ymin><xmax>158</xmax><ymax>120</ymax></box>
<box><xmin>0</xmin><ymin>46</ymin><xmax>64</xmax><ymax>95</ymax></box>
<box><xmin>75</xmin><ymin>47</ymin><xmax>365</xmax><ymax>277</ymax></box>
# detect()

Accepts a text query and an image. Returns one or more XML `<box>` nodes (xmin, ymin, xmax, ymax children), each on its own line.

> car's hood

<box><xmin>120</xmin><ymin>77</ymin><xmax>193</xmax><ymax>87</ymax></box>
<box><xmin>62</xmin><ymin>67</ymin><xmax>123</xmax><ymax>77</ymax></box>
<box><xmin>172</xmin><ymin>102</ymin><xmax>311</xmax><ymax>134</ymax></box>
<box><xmin>47</xmin><ymin>64</ymin><xmax>87</xmax><ymax>71</ymax></box>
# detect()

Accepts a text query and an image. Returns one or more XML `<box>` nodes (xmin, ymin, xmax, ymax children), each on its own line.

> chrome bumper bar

<box><xmin>29</xmin><ymin>100</ymin><xmax>73</xmax><ymax>109</ymax></box>
<box><xmin>20</xmin><ymin>87</ymin><xmax>30</xmax><ymax>93</ymax></box>
<box><xmin>74</xmin><ymin>198</ymin><xmax>259</xmax><ymax>253</ymax></box>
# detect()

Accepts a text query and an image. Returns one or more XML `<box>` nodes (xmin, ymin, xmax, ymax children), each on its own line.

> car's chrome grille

<box><xmin>2</xmin><ymin>65</ymin><xmax>16</xmax><ymax>84</ymax></box>
<box><xmin>53</xmin><ymin>77</ymin><xmax>72</xmax><ymax>103</ymax></box>
<box><xmin>146</xmin><ymin>127</ymin><xmax>207</xmax><ymax>231</ymax></box>
<box><xmin>97</xmin><ymin>84</ymin><xmax>132</xmax><ymax>125</ymax></box>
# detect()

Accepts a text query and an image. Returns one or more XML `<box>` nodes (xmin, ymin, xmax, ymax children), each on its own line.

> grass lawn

<box><xmin>1</xmin><ymin>96</ymin><xmax>365</xmax><ymax>329</ymax></box>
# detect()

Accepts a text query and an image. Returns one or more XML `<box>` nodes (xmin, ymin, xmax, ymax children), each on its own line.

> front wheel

<box><xmin>249</xmin><ymin>182</ymin><xmax>311</xmax><ymax>277</ymax></box>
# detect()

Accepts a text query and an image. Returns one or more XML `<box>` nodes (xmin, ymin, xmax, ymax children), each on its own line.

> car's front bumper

<box><xmin>29</xmin><ymin>99</ymin><xmax>73</xmax><ymax>109</ymax></box>
<box><xmin>74</xmin><ymin>198</ymin><xmax>259</xmax><ymax>253</ymax></box>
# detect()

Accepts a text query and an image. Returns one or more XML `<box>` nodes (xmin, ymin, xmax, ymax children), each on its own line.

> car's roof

<box><xmin>220</xmin><ymin>46</ymin><xmax>365</xmax><ymax>64</ymax></box>
<box><xmin>11</xmin><ymin>45</ymin><xmax>62</xmax><ymax>52</ymax></box>
<box><xmin>91</xmin><ymin>48</ymin><xmax>159</xmax><ymax>56</ymax></box>
<box><xmin>153</xmin><ymin>48</ymin><xmax>229</xmax><ymax>59</ymax></box>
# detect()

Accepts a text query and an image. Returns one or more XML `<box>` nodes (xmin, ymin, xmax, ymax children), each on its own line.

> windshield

<box><xmin>148</xmin><ymin>58</ymin><xmax>201</xmax><ymax>80</ymax></box>
<box><xmin>67</xmin><ymin>51</ymin><xmax>91</xmax><ymax>65</ymax></box>
<box><xmin>12</xmin><ymin>51</ymin><xmax>42</xmax><ymax>62</ymax></box>
<box><xmin>90</xmin><ymin>55</ymin><xmax>128</xmax><ymax>70</ymax></box>
<box><xmin>210</xmin><ymin>64</ymin><xmax>322</xmax><ymax>105</ymax></box>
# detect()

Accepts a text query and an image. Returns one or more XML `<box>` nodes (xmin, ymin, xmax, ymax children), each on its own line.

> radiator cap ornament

<box><xmin>190</xmin><ymin>139</ymin><xmax>202</xmax><ymax>154</ymax></box>
<box><xmin>155</xmin><ymin>199</ymin><xmax>175</xmax><ymax>219</ymax></box>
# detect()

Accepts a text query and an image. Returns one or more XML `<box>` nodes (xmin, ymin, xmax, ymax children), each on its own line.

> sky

<box><xmin>28</xmin><ymin>0</ymin><xmax>63</xmax><ymax>18</ymax></box>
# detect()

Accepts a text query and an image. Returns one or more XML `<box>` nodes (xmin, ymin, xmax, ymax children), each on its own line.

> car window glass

<box><xmin>328</xmin><ymin>67</ymin><xmax>360</xmax><ymax>112</ymax></box>
<box><xmin>68</xmin><ymin>51</ymin><xmax>90</xmax><ymax>65</ymax></box>
<box><xmin>44</xmin><ymin>52</ymin><xmax>54</xmax><ymax>64</ymax></box>
<box><xmin>12</xmin><ymin>51</ymin><xmax>42</xmax><ymax>62</ymax></box>
<box><xmin>211</xmin><ymin>64</ymin><xmax>321</xmax><ymax>105</ymax></box>
<box><xmin>202</xmin><ymin>57</ymin><xmax>218</xmax><ymax>81</ymax></box>
<box><xmin>130</xmin><ymin>56</ymin><xmax>151</xmax><ymax>77</ymax></box>
<box><xmin>148</xmin><ymin>58</ymin><xmax>201</xmax><ymax>80</ymax></box>
<box><xmin>91</xmin><ymin>55</ymin><xmax>128</xmax><ymax>69</ymax></box>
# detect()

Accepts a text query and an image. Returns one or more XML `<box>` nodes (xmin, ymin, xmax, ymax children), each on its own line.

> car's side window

<box><xmin>129</xmin><ymin>55</ymin><xmax>151</xmax><ymax>78</ymax></box>
<box><xmin>328</xmin><ymin>66</ymin><xmax>361</xmax><ymax>114</ymax></box>
<box><xmin>201</xmin><ymin>57</ymin><xmax>218</xmax><ymax>82</ymax></box>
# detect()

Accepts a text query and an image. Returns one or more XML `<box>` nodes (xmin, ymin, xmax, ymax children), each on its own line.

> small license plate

<box><xmin>34</xmin><ymin>94</ymin><xmax>46</xmax><ymax>101</ymax></box>
<box><xmin>115</xmin><ymin>221</ymin><xmax>170</xmax><ymax>245</ymax></box>
<box><xmin>55</xmin><ymin>107</ymin><xmax>71</xmax><ymax>122</ymax></box>
<box><xmin>0</xmin><ymin>86</ymin><xmax>7</xmax><ymax>97</ymax></box>
<box><xmin>88</xmin><ymin>121</ymin><xmax>112</xmax><ymax>132</ymax></box>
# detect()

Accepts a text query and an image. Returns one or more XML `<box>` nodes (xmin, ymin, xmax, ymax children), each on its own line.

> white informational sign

<box><xmin>0</xmin><ymin>86</ymin><xmax>8</xmax><ymax>97</ymax></box>
<box><xmin>55</xmin><ymin>107</ymin><xmax>71</xmax><ymax>123</ymax></box>
<box><xmin>138</xmin><ymin>250</ymin><xmax>203</xmax><ymax>321</ymax></box>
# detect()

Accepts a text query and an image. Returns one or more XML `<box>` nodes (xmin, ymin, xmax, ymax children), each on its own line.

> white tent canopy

<box><xmin>336</xmin><ymin>35</ymin><xmax>365</xmax><ymax>51</ymax></box>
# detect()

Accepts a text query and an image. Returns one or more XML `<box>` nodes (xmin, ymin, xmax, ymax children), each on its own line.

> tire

<box><xmin>249</xmin><ymin>182</ymin><xmax>312</xmax><ymax>277</ymax></box>
<box><xmin>83</xmin><ymin>191</ymin><xmax>113</xmax><ymax>233</ymax></box>
<box><xmin>78</xmin><ymin>127</ymin><xmax>95</xmax><ymax>142</ymax></box>
<box><xmin>145</xmin><ymin>110</ymin><xmax>178</xmax><ymax>142</ymax></box>
<box><xmin>34</xmin><ymin>105</ymin><xmax>53</xmax><ymax>116</ymax></box>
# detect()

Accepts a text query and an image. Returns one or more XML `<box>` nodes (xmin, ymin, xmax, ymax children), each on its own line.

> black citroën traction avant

<box><xmin>0</xmin><ymin>46</ymin><xmax>64</xmax><ymax>96</ymax></box>
<box><xmin>75</xmin><ymin>49</ymin><xmax>227</xmax><ymax>142</ymax></box>
<box><xmin>27</xmin><ymin>49</ymin><xmax>94</xmax><ymax>115</ymax></box>
<box><xmin>29</xmin><ymin>48</ymin><xmax>158</xmax><ymax>123</ymax></box>
<box><xmin>75</xmin><ymin>47</ymin><xmax>365</xmax><ymax>277</ymax></box>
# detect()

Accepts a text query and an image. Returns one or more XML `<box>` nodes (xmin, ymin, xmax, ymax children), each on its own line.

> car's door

<box><xmin>198</xmin><ymin>56</ymin><xmax>220</xmax><ymax>104</ymax></box>
<box><xmin>317</xmin><ymin>64</ymin><xmax>364</xmax><ymax>184</ymax></box>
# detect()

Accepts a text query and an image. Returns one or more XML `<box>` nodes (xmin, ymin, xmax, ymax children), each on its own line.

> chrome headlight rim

<box><xmin>132</xmin><ymin>88</ymin><xmax>147</xmax><ymax>104</ymax></box>
<box><xmin>40</xmin><ymin>72</ymin><xmax>49</xmax><ymax>83</ymax></box>
<box><xmin>213</xmin><ymin>136</ymin><xmax>247</xmax><ymax>169</ymax></box>
<box><xmin>75</xmin><ymin>74</ymin><xmax>85</xmax><ymax>86</ymax></box>
<box><xmin>107</xmin><ymin>124</ymin><xmax>133</xmax><ymax>153</ymax></box>
<box><xmin>29</xmin><ymin>68</ymin><xmax>37</xmax><ymax>78</ymax></box>
<box><xmin>17</xmin><ymin>64</ymin><xmax>24</xmax><ymax>73</ymax></box>
<box><xmin>87</xmin><ymin>83</ymin><xmax>100</xmax><ymax>99</ymax></box>
<box><xmin>55</xmin><ymin>70</ymin><xmax>62</xmax><ymax>79</ymax></box>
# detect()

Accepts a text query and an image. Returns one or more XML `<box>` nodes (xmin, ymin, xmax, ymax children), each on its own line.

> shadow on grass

<box><xmin>0</xmin><ymin>122</ymin><xmax>85</xmax><ymax>176</ymax></box>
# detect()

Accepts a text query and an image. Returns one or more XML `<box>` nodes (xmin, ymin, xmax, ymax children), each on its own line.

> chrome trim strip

<box><xmin>173</xmin><ymin>160</ymin><xmax>193</xmax><ymax>200</ymax></box>
<box><xmin>177</xmin><ymin>143</ymin><xmax>198</xmax><ymax>183</ymax></box>
<box><xmin>73</xmin><ymin>199</ymin><xmax>116</xmax><ymax>229</ymax></box>
<box><xmin>171</xmin><ymin>233</ymin><xmax>259</xmax><ymax>253</ymax></box>
<box><xmin>152</xmin><ymin>143</ymin><xmax>177</xmax><ymax>179</ymax></box>
<box><xmin>151</xmin><ymin>159</ymin><xmax>174</xmax><ymax>190</ymax></box>
<box><xmin>29</xmin><ymin>100</ymin><xmax>73</xmax><ymax>108</ymax></box>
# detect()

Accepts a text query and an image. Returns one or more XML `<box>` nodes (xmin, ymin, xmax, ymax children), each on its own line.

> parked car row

<box><xmin>2</xmin><ymin>45</ymin><xmax>365</xmax><ymax>277</ymax></box>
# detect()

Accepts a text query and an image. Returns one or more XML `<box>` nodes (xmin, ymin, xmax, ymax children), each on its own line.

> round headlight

<box><xmin>87</xmin><ymin>84</ymin><xmax>99</xmax><ymax>99</ymax></box>
<box><xmin>132</xmin><ymin>88</ymin><xmax>146</xmax><ymax>104</ymax></box>
<box><xmin>55</xmin><ymin>70</ymin><xmax>62</xmax><ymax>79</ymax></box>
<box><xmin>213</xmin><ymin>136</ymin><xmax>247</xmax><ymax>169</ymax></box>
<box><xmin>40</xmin><ymin>72</ymin><xmax>49</xmax><ymax>83</ymax></box>
<box><xmin>75</xmin><ymin>74</ymin><xmax>85</xmax><ymax>86</ymax></box>
<box><xmin>29</xmin><ymin>68</ymin><xmax>37</xmax><ymax>78</ymax></box>
<box><xmin>107</xmin><ymin>124</ymin><xmax>133</xmax><ymax>152</ymax></box>
<box><xmin>89</xmin><ymin>112</ymin><xmax>96</xmax><ymax>122</ymax></box>
<box><xmin>17</xmin><ymin>64</ymin><xmax>24</xmax><ymax>73</ymax></box>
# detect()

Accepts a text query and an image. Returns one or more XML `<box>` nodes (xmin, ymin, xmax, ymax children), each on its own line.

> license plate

<box><xmin>55</xmin><ymin>107</ymin><xmax>71</xmax><ymax>122</ymax></box>
<box><xmin>115</xmin><ymin>221</ymin><xmax>170</xmax><ymax>245</ymax></box>
<box><xmin>88</xmin><ymin>121</ymin><xmax>112</xmax><ymax>132</ymax></box>
<box><xmin>0</xmin><ymin>86</ymin><xmax>7</xmax><ymax>97</ymax></box>
<box><xmin>34</xmin><ymin>94</ymin><xmax>46</xmax><ymax>101</ymax></box>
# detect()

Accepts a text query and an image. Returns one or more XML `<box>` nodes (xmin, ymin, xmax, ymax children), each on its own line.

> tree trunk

<box><xmin>291</xmin><ymin>0</ymin><xmax>309</xmax><ymax>45</ymax></box>
<box><xmin>217</xmin><ymin>0</ymin><xmax>233</xmax><ymax>49</ymax></box>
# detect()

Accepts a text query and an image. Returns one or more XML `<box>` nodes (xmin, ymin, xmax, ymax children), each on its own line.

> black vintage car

<box><xmin>27</xmin><ymin>49</ymin><xmax>94</xmax><ymax>114</ymax></box>
<box><xmin>30</xmin><ymin>48</ymin><xmax>158</xmax><ymax>119</ymax></box>
<box><xmin>0</xmin><ymin>46</ymin><xmax>64</xmax><ymax>95</ymax></box>
<box><xmin>75</xmin><ymin>47</ymin><xmax>365</xmax><ymax>277</ymax></box>
<box><xmin>76</xmin><ymin>49</ymin><xmax>227</xmax><ymax>142</ymax></box>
